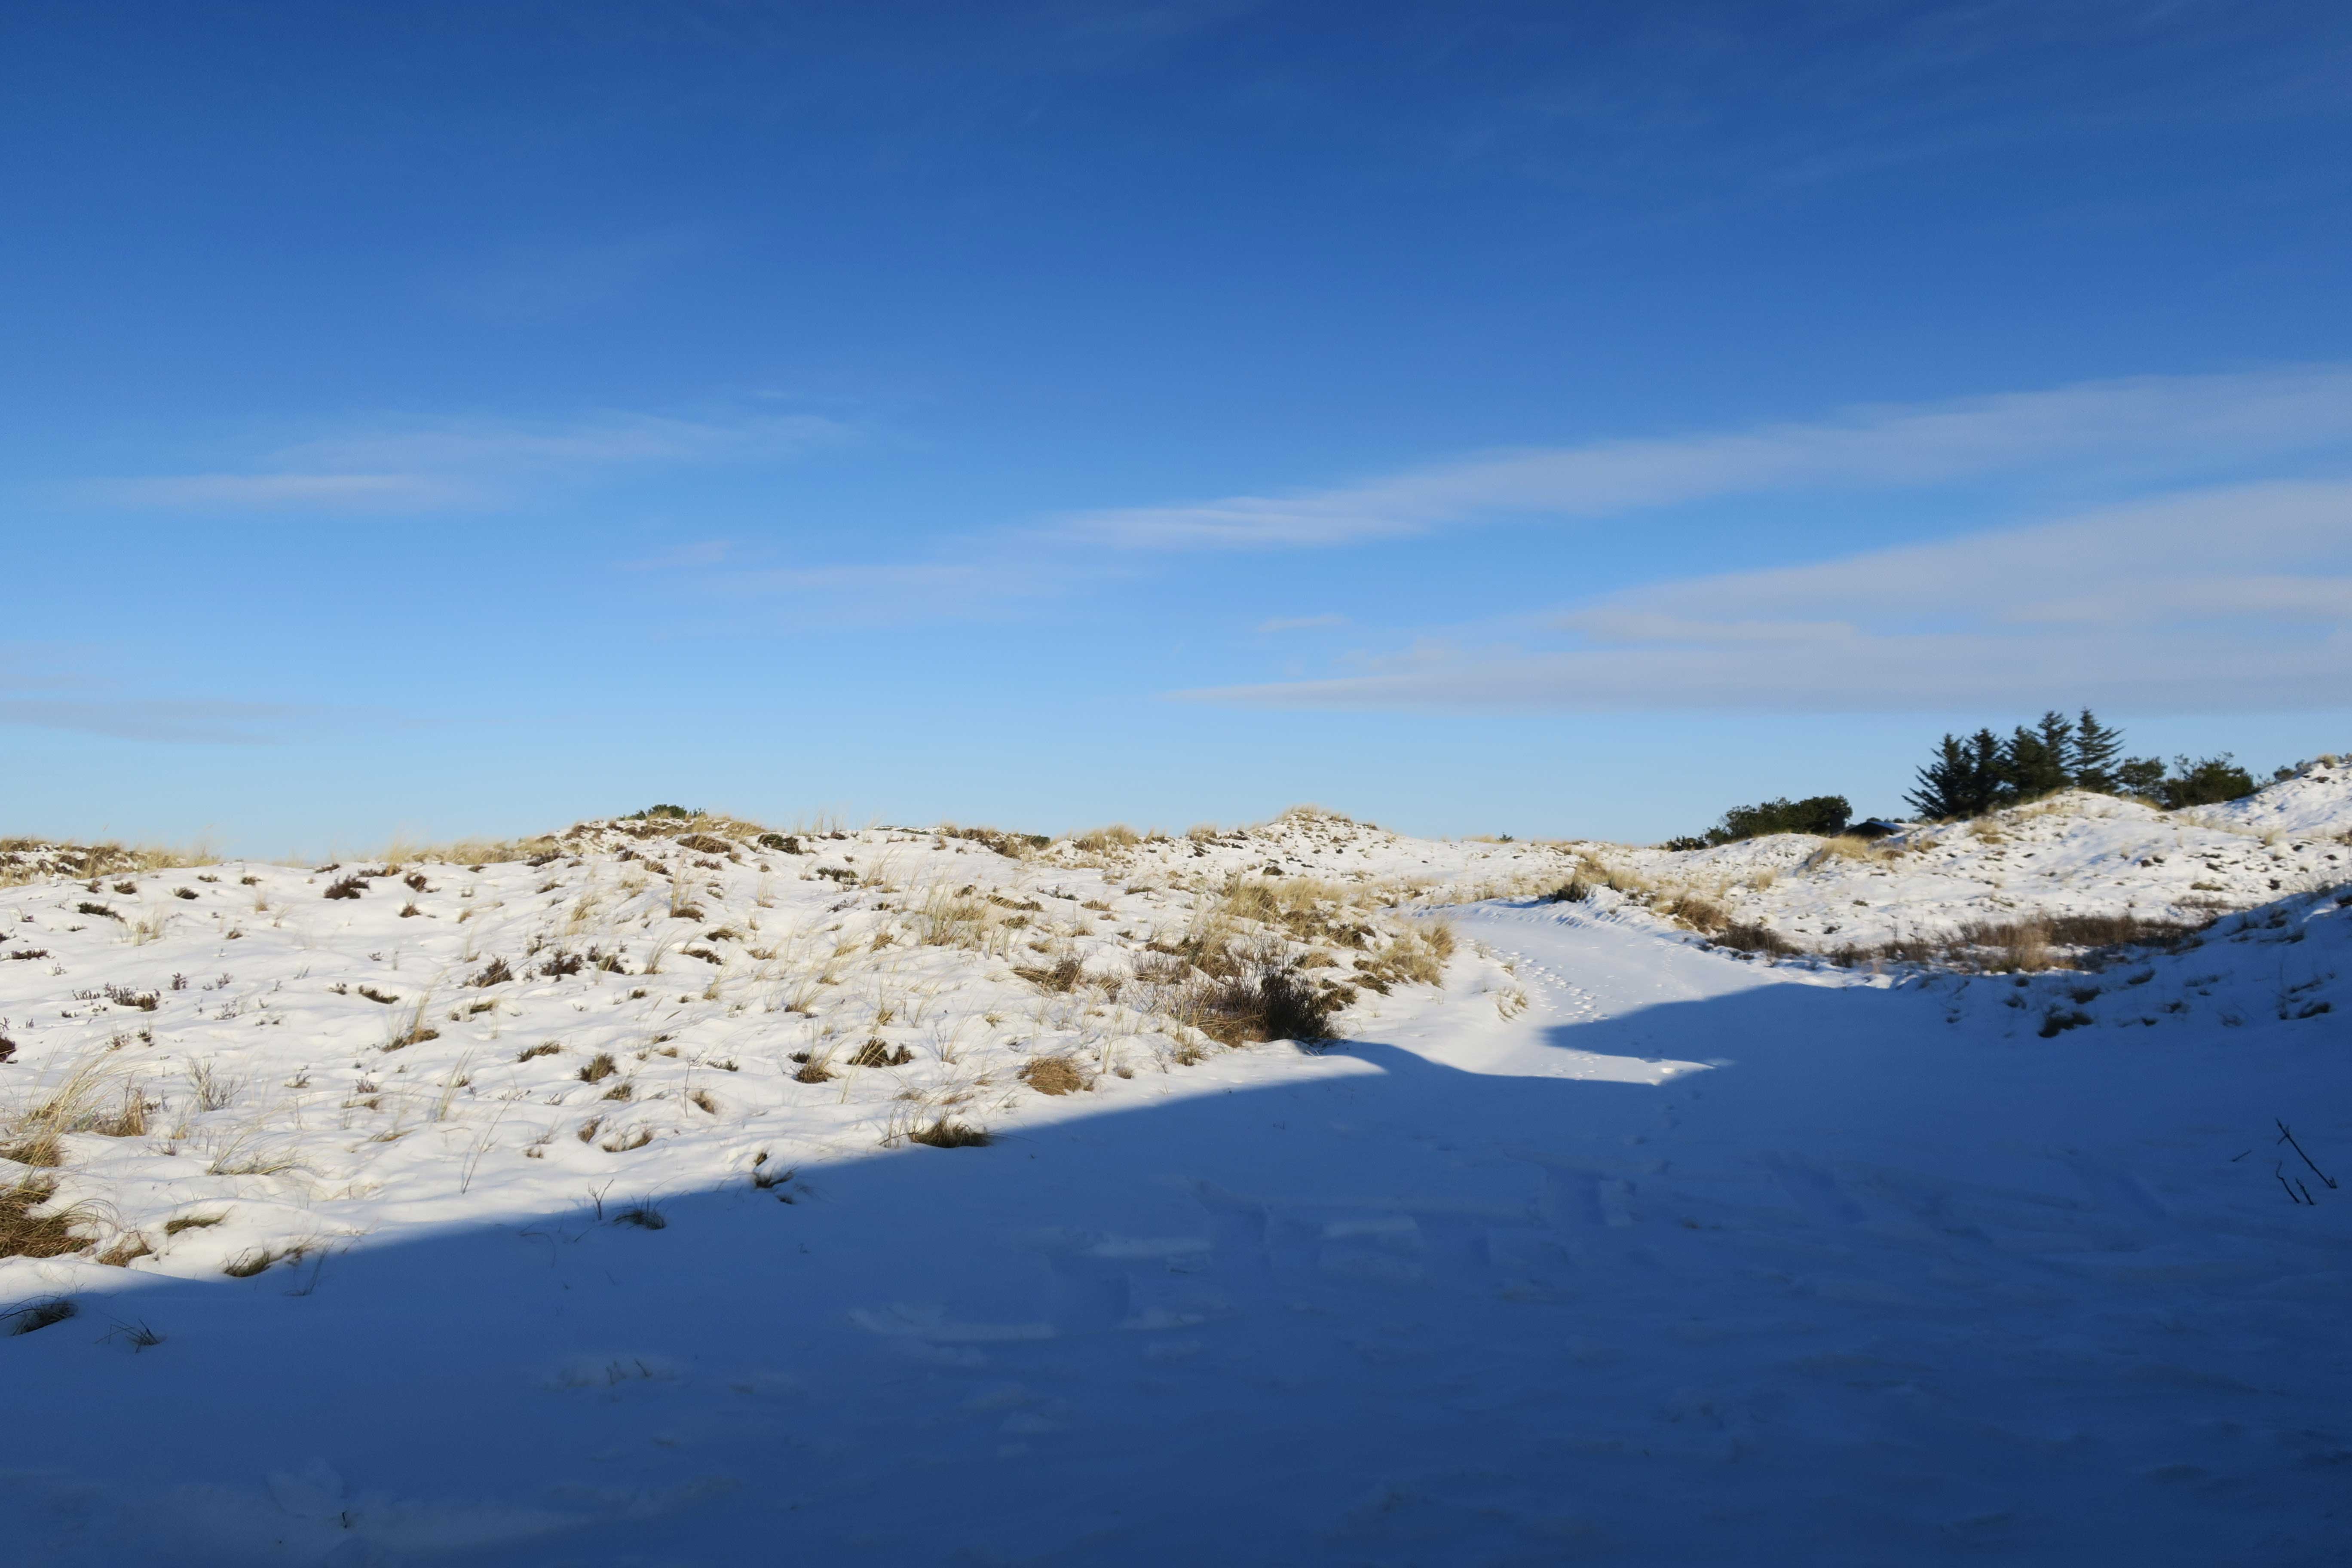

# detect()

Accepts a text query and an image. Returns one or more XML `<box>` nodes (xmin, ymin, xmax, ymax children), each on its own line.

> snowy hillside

<box><xmin>0</xmin><ymin>811</ymin><xmax>1468</xmax><ymax>1294</ymax></box>
<box><xmin>2</xmin><ymin>784</ymin><xmax>2349</xmax><ymax>1564</ymax></box>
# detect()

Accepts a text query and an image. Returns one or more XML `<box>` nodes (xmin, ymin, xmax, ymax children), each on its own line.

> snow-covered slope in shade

<box><xmin>0</xmin><ymin>843</ymin><xmax>2346</xmax><ymax>1562</ymax></box>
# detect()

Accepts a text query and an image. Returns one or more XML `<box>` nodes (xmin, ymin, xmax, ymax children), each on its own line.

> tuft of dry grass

<box><xmin>97</xmin><ymin>1232</ymin><xmax>153</xmax><ymax>1267</ymax></box>
<box><xmin>938</xmin><ymin>824</ymin><xmax>1049</xmax><ymax>858</ymax></box>
<box><xmin>0</xmin><ymin>1178</ymin><xmax>86</xmax><ymax>1259</ymax></box>
<box><xmin>90</xmin><ymin>1081</ymin><xmax>152</xmax><ymax>1138</ymax></box>
<box><xmin>1013</xmin><ymin>955</ymin><xmax>1086</xmax><ymax>993</ymax></box>
<box><xmin>1</xmin><ymin>1056</ymin><xmax>118</xmax><ymax>1166</ymax></box>
<box><xmin>1018</xmin><ymin>1056</ymin><xmax>1088</xmax><ymax>1096</ymax></box>
<box><xmin>222</xmin><ymin>1245</ymin><xmax>299</xmax><ymax>1277</ymax></box>
<box><xmin>911</xmin><ymin>885</ymin><xmax>997</xmax><ymax>952</ymax></box>
<box><xmin>1063</xmin><ymin>824</ymin><xmax>1141</xmax><ymax>861</ymax></box>
<box><xmin>1712</xmin><ymin>922</ymin><xmax>1797</xmax><ymax>956</ymax></box>
<box><xmin>2</xmin><ymin>1296</ymin><xmax>79</xmax><ymax>1334</ymax></box>
<box><xmin>1804</xmin><ymin>835</ymin><xmax>1888</xmax><ymax>868</ymax></box>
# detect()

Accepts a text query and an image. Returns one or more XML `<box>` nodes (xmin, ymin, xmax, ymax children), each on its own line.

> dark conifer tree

<box><xmin>1999</xmin><ymin>715</ymin><xmax>2073</xmax><ymax>802</ymax></box>
<box><xmin>2071</xmin><ymin>709</ymin><xmax>2125</xmax><ymax>793</ymax></box>
<box><xmin>1906</xmin><ymin>730</ymin><xmax>2005</xmax><ymax>819</ymax></box>
<box><xmin>2116</xmin><ymin>755</ymin><xmax>2168</xmax><ymax>799</ymax></box>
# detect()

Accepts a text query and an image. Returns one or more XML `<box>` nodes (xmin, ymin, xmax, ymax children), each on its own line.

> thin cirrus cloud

<box><xmin>1178</xmin><ymin>479</ymin><xmax>2352</xmax><ymax>713</ymax></box>
<box><xmin>445</xmin><ymin>229</ymin><xmax>709</xmax><ymax>322</ymax></box>
<box><xmin>0</xmin><ymin>697</ymin><xmax>305</xmax><ymax>745</ymax></box>
<box><xmin>1066</xmin><ymin>363</ymin><xmax>2352</xmax><ymax>549</ymax></box>
<box><xmin>77</xmin><ymin>410</ymin><xmax>848</xmax><ymax>514</ymax></box>
<box><xmin>617</xmin><ymin>548</ymin><xmax>1093</xmax><ymax>631</ymax></box>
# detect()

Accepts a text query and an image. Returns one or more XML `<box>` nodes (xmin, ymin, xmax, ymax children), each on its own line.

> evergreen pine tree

<box><xmin>2071</xmin><ymin>709</ymin><xmax>2124</xmax><ymax>793</ymax></box>
<box><xmin>1906</xmin><ymin>735</ymin><xmax>1968</xmax><ymax>819</ymax></box>
<box><xmin>2035</xmin><ymin>710</ymin><xmax>2076</xmax><ymax>783</ymax></box>
<box><xmin>1907</xmin><ymin>730</ymin><xmax>2005</xmax><ymax>819</ymax></box>
<box><xmin>1999</xmin><ymin>715</ymin><xmax>2073</xmax><ymax>801</ymax></box>
<box><xmin>2115</xmin><ymin>755</ymin><xmax>2167</xmax><ymax>799</ymax></box>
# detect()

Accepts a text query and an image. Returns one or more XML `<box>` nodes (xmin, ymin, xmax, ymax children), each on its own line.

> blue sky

<box><xmin>5</xmin><ymin>1</ymin><xmax>2349</xmax><ymax>854</ymax></box>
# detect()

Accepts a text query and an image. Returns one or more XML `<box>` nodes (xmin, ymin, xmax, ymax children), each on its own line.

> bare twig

<box><xmin>2275</xmin><ymin>1120</ymin><xmax>2338</xmax><ymax>1190</ymax></box>
<box><xmin>2276</xmin><ymin>1162</ymin><xmax>2317</xmax><ymax>1205</ymax></box>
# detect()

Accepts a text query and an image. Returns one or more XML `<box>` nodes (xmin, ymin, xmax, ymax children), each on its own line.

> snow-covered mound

<box><xmin>1599</xmin><ymin>772</ymin><xmax>2352</xmax><ymax>961</ymax></box>
<box><xmin>0</xmin><ymin>813</ymin><xmax>1460</xmax><ymax>1293</ymax></box>
<box><xmin>3</xmin><ymin>815</ymin><xmax>2346</xmax><ymax>1564</ymax></box>
<box><xmin>2194</xmin><ymin>752</ymin><xmax>2352</xmax><ymax>835</ymax></box>
<box><xmin>5</xmin><ymin>775</ymin><xmax>2347</xmax><ymax>1297</ymax></box>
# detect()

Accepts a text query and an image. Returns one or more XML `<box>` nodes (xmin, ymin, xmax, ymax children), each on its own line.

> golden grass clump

<box><xmin>0</xmin><ymin>838</ymin><xmax>220</xmax><ymax>889</ymax></box>
<box><xmin>0</xmin><ymin>1178</ymin><xmax>87</xmax><ymax>1259</ymax></box>
<box><xmin>1066</xmin><ymin>824</ymin><xmax>1142</xmax><ymax>858</ymax></box>
<box><xmin>1804</xmin><ymin>835</ymin><xmax>1888</xmax><ymax>869</ymax></box>
<box><xmin>1018</xmin><ymin>1056</ymin><xmax>1089</xmax><ymax>1096</ymax></box>
<box><xmin>912</xmin><ymin>884</ymin><xmax>997</xmax><ymax>951</ymax></box>
<box><xmin>0</xmin><ymin>1057</ymin><xmax>117</xmax><ymax>1167</ymax></box>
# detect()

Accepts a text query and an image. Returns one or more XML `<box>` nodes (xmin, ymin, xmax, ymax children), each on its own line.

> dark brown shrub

<box><xmin>1714</xmin><ymin>923</ymin><xmax>1796</xmax><ymax>956</ymax></box>
<box><xmin>1190</xmin><ymin>964</ymin><xmax>1335</xmax><ymax>1045</ymax></box>
<box><xmin>908</xmin><ymin>1119</ymin><xmax>991</xmax><ymax>1148</ymax></box>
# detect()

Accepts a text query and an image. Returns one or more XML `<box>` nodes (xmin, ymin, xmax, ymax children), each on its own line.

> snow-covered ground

<box><xmin>1592</xmin><ymin>760</ymin><xmax>2352</xmax><ymax>957</ymax></box>
<box><xmin>2</xmin><ymin>789</ymin><xmax>2349</xmax><ymax>1564</ymax></box>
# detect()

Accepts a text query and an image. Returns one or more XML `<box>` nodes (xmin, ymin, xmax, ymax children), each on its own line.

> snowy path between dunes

<box><xmin>6</xmin><ymin>897</ymin><xmax>2349</xmax><ymax>1566</ymax></box>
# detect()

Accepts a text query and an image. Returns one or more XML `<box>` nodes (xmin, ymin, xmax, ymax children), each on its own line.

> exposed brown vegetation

<box><xmin>0</xmin><ymin>1178</ymin><xmax>85</xmax><ymax>1259</ymax></box>
<box><xmin>1018</xmin><ymin>1056</ymin><xmax>1088</xmax><ymax>1096</ymax></box>
<box><xmin>1823</xmin><ymin>911</ymin><xmax>2211</xmax><ymax>973</ymax></box>
<box><xmin>1014</xmin><ymin>956</ymin><xmax>1086</xmax><ymax>992</ymax></box>
<box><xmin>907</xmin><ymin>1118</ymin><xmax>991</xmax><ymax>1148</ymax></box>
<box><xmin>1185</xmin><ymin>963</ymin><xmax>1337</xmax><ymax>1045</ymax></box>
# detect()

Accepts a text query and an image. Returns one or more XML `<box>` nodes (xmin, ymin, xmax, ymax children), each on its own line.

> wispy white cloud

<box><xmin>445</xmin><ymin>229</ymin><xmax>708</xmax><ymax>321</ymax></box>
<box><xmin>276</xmin><ymin>412</ymin><xmax>842</xmax><ymax>473</ymax></box>
<box><xmin>78</xmin><ymin>410</ymin><xmax>848</xmax><ymax>514</ymax></box>
<box><xmin>0</xmin><ymin>698</ymin><xmax>302</xmax><ymax>745</ymax></box>
<box><xmin>1256</xmin><ymin>613</ymin><xmax>1350</xmax><ymax>634</ymax></box>
<box><xmin>1070</xmin><ymin>364</ymin><xmax>2352</xmax><ymax>549</ymax></box>
<box><xmin>1179</xmin><ymin>479</ymin><xmax>2352</xmax><ymax>713</ymax></box>
<box><xmin>81</xmin><ymin>472</ymin><xmax>477</xmax><ymax>511</ymax></box>
<box><xmin>628</xmin><ymin>553</ymin><xmax>1085</xmax><ymax>629</ymax></box>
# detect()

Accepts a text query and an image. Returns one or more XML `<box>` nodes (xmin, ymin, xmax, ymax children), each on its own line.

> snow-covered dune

<box><xmin>0</xmin><ymin>813</ymin><xmax>1466</xmax><ymax>1293</ymax></box>
<box><xmin>1</xmin><ymin>801</ymin><xmax>2346</xmax><ymax>1564</ymax></box>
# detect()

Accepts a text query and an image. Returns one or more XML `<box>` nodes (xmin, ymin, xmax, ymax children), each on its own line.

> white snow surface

<box><xmin>0</xmin><ymin>796</ymin><xmax>2348</xmax><ymax>1564</ymax></box>
<box><xmin>1604</xmin><ymin>768</ymin><xmax>2352</xmax><ymax>954</ymax></box>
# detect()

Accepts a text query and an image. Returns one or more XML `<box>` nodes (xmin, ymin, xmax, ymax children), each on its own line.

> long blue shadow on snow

<box><xmin>3</xmin><ymin>947</ymin><xmax>2323</xmax><ymax>1568</ymax></box>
